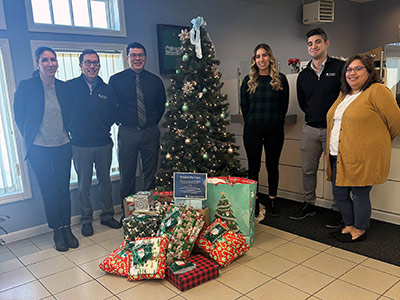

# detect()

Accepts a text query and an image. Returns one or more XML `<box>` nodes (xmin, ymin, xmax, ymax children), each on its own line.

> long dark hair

<box><xmin>32</xmin><ymin>46</ymin><xmax>57</xmax><ymax>77</ymax></box>
<box><xmin>340</xmin><ymin>54</ymin><xmax>380</xmax><ymax>94</ymax></box>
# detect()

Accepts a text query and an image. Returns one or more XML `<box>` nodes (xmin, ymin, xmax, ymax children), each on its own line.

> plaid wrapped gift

<box><xmin>196</xmin><ymin>218</ymin><xmax>249</xmax><ymax>267</ymax></box>
<box><xmin>127</xmin><ymin>236</ymin><xmax>168</xmax><ymax>281</ymax></box>
<box><xmin>99</xmin><ymin>240</ymin><xmax>134</xmax><ymax>277</ymax></box>
<box><xmin>159</xmin><ymin>204</ymin><xmax>205</xmax><ymax>265</ymax></box>
<box><xmin>165</xmin><ymin>254</ymin><xmax>219</xmax><ymax>291</ymax></box>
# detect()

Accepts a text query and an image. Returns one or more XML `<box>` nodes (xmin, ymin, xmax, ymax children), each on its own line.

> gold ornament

<box><xmin>185</xmin><ymin>138</ymin><xmax>191</xmax><ymax>144</ymax></box>
<box><xmin>227</xmin><ymin>147</ymin><xmax>234</xmax><ymax>154</ymax></box>
<box><xmin>166</xmin><ymin>153</ymin><xmax>172</xmax><ymax>159</ymax></box>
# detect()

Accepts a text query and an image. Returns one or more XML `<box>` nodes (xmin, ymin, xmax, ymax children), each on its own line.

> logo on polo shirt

<box><xmin>326</xmin><ymin>72</ymin><xmax>336</xmax><ymax>77</ymax></box>
<box><xmin>98</xmin><ymin>94</ymin><xmax>108</xmax><ymax>100</ymax></box>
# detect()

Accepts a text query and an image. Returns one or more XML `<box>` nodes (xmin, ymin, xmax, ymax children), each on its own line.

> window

<box><xmin>0</xmin><ymin>39</ymin><xmax>31</xmax><ymax>203</ymax></box>
<box><xmin>31</xmin><ymin>41</ymin><xmax>126</xmax><ymax>184</ymax></box>
<box><xmin>25</xmin><ymin>0</ymin><xmax>126</xmax><ymax>37</ymax></box>
<box><xmin>0</xmin><ymin>0</ymin><xmax>6</xmax><ymax>30</ymax></box>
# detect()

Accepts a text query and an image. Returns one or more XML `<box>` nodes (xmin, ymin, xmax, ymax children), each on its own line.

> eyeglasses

<box><xmin>345</xmin><ymin>66</ymin><xmax>365</xmax><ymax>73</ymax></box>
<box><xmin>83</xmin><ymin>60</ymin><xmax>100</xmax><ymax>67</ymax></box>
<box><xmin>128</xmin><ymin>53</ymin><xmax>146</xmax><ymax>59</ymax></box>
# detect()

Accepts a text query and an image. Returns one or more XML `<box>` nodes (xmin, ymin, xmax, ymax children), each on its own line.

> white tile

<box><xmin>263</xmin><ymin>227</ymin><xmax>299</xmax><ymax>241</ymax></box>
<box><xmin>315</xmin><ymin>279</ymin><xmax>380</xmax><ymax>300</ymax></box>
<box><xmin>19</xmin><ymin>248</ymin><xmax>60</xmax><ymax>266</ymax></box>
<box><xmin>385</xmin><ymin>280</ymin><xmax>400</xmax><ymax>299</ymax></box>
<box><xmin>292</xmin><ymin>236</ymin><xmax>331</xmax><ymax>251</ymax></box>
<box><xmin>362</xmin><ymin>258</ymin><xmax>400</xmax><ymax>277</ymax></box>
<box><xmin>324</xmin><ymin>247</ymin><xmax>368</xmax><ymax>264</ymax></box>
<box><xmin>0</xmin><ymin>251</ymin><xmax>16</xmax><ymax>263</ymax></box>
<box><xmin>64</xmin><ymin>244</ymin><xmax>110</xmax><ymax>265</ymax></box>
<box><xmin>118</xmin><ymin>280</ymin><xmax>177</xmax><ymax>300</ymax></box>
<box><xmin>0</xmin><ymin>267</ymin><xmax>35</xmax><ymax>292</ymax></box>
<box><xmin>79</xmin><ymin>256</ymin><xmax>108</xmax><ymax>279</ymax></box>
<box><xmin>39</xmin><ymin>266</ymin><xmax>92</xmax><ymax>294</ymax></box>
<box><xmin>0</xmin><ymin>258</ymin><xmax>24</xmax><ymax>273</ymax></box>
<box><xmin>277</xmin><ymin>265</ymin><xmax>335</xmax><ymax>294</ymax></box>
<box><xmin>98</xmin><ymin>236</ymin><xmax>124</xmax><ymax>252</ymax></box>
<box><xmin>55</xmin><ymin>280</ymin><xmax>112</xmax><ymax>300</ymax></box>
<box><xmin>234</xmin><ymin>246</ymin><xmax>265</xmax><ymax>264</ymax></box>
<box><xmin>97</xmin><ymin>273</ymin><xmax>141</xmax><ymax>294</ymax></box>
<box><xmin>217</xmin><ymin>264</ymin><xmax>270</xmax><ymax>293</ymax></box>
<box><xmin>269</xmin><ymin>242</ymin><xmax>319</xmax><ymax>263</ymax></box>
<box><xmin>302</xmin><ymin>252</ymin><xmax>357</xmax><ymax>278</ymax></box>
<box><xmin>0</xmin><ymin>280</ymin><xmax>50</xmax><ymax>300</ymax></box>
<box><xmin>252</xmin><ymin>232</ymin><xmax>288</xmax><ymax>251</ymax></box>
<box><xmin>27</xmin><ymin>255</ymin><xmax>75</xmax><ymax>278</ymax></box>
<box><xmin>247</xmin><ymin>279</ymin><xmax>310</xmax><ymax>300</ymax></box>
<box><xmin>340</xmin><ymin>265</ymin><xmax>399</xmax><ymax>294</ymax></box>
<box><xmin>180</xmin><ymin>278</ymin><xmax>241</xmax><ymax>300</ymax></box>
<box><xmin>88</xmin><ymin>228</ymin><xmax>123</xmax><ymax>244</ymax></box>
<box><xmin>244</xmin><ymin>252</ymin><xmax>296</xmax><ymax>277</ymax></box>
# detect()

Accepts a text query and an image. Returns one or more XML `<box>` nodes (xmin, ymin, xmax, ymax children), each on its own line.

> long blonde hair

<box><xmin>247</xmin><ymin>43</ymin><xmax>282</xmax><ymax>94</ymax></box>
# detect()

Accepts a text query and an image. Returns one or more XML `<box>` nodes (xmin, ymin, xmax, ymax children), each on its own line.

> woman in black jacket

<box><xmin>13</xmin><ymin>46</ymin><xmax>78</xmax><ymax>252</ymax></box>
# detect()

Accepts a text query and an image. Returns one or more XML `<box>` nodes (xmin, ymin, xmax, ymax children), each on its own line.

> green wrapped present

<box><xmin>207</xmin><ymin>177</ymin><xmax>257</xmax><ymax>246</ymax></box>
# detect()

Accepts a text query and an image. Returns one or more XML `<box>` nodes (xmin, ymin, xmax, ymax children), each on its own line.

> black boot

<box><xmin>53</xmin><ymin>228</ymin><xmax>68</xmax><ymax>252</ymax></box>
<box><xmin>63</xmin><ymin>226</ymin><xmax>79</xmax><ymax>249</ymax></box>
<box><xmin>269</xmin><ymin>197</ymin><xmax>280</xmax><ymax>217</ymax></box>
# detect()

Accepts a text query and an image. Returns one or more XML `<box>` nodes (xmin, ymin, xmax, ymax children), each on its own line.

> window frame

<box><xmin>0</xmin><ymin>0</ymin><xmax>6</xmax><ymax>30</ymax></box>
<box><xmin>0</xmin><ymin>39</ymin><xmax>32</xmax><ymax>204</ymax></box>
<box><xmin>24</xmin><ymin>0</ymin><xmax>127</xmax><ymax>37</ymax></box>
<box><xmin>30</xmin><ymin>40</ymin><xmax>128</xmax><ymax>187</ymax></box>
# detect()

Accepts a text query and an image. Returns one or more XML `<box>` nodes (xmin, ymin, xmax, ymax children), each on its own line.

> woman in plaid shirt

<box><xmin>240</xmin><ymin>43</ymin><xmax>289</xmax><ymax>218</ymax></box>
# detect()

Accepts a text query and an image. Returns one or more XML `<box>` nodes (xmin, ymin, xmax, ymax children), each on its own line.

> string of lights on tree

<box><xmin>156</xmin><ymin>17</ymin><xmax>245</xmax><ymax>190</ymax></box>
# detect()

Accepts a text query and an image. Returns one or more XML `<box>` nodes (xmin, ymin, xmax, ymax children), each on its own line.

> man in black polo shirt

<box><xmin>289</xmin><ymin>28</ymin><xmax>345</xmax><ymax>228</ymax></box>
<box><xmin>109</xmin><ymin>42</ymin><xmax>166</xmax><ymax>218</ymax></box>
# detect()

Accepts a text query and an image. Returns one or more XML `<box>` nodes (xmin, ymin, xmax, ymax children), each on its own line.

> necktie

<box><xmin>136</xmin><ymin>73</ymin><xmax>146</xmax><ymax>128</ymax></box>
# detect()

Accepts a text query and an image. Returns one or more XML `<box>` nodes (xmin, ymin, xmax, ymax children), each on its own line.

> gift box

<box><xmin>207</xmin><ymin>177</ymin><xmax>257</xmax><ymax>246</ymax></box>
<box><xmin>124</xmin><ymin>191</ymin><xmax>154</xmax><ymax>218</ymax></box>
<box><xmin>196</xmin><ymin>207</ymin><xmax>210</xmax><ymax>227</ymax></box>
<box><xmin>128</xmin><ymin>236</ymin><xmax>168</xmax><ymax>281</ymax></box>
<box><xmin>154</xmin><ymin>191</ymin><xmax>174</xmax><ymax>203</ymax></box>
<box><xmin>165</xmin><ymin>254</ymin><xmax>219</xmax><ymax>291</ymax></box>
<box><xmin>196</xmin><ymin>218</ymin><xmax>249</xmax><ymax>268</ymax></box>
<box><xmin>122</xmin><ymin>213</ymin><xmax>162</xmax><ymax>241</ymax></box>
<box><xmin>99</xmin><ymin>240</ymin><xmax>134</xmax><ymax>277</ymax></box>
<box><xmin>158</xmin><ymin>204</ymin><xmax>205</xmax><ymax>265</ymax></box>
<box><xmin>174</xmin><ymin>198</ymin><xmax>207</xmax><ymax>209</ymax></box>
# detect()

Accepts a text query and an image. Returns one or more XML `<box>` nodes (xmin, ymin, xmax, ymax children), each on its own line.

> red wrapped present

<box><xmin>99</xmin><ymin>240</ymin><xmax>134</xmax><ymax>277</ymax></box>
<box><xmin>127</xmin><ymin>236</ymin><xmax>168</xmax><ymax>281</ymax></box>
<box><xmin>196</xmin><ymin>218</ymin><xmax>249</xmax><ymax>267</ymax></box>
<box><xmin>154</xmin><ymin>191</ymin><xmax>174</xmax><ymax>202</ymax></box>
<box><xmin>165</xmin><ymin>254</ymin><xmax>219</xmax><ymax>291</ymax></box>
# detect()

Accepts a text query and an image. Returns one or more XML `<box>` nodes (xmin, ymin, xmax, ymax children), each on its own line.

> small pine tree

<box><xmin>214</xmin><ymin>192</ymin><xmax>241</xmax><ymax>233</ymax></box>
<box><xmin>156</xmin><ymin>16</ymin><xmax>244</xmax><ymax>190</ymax></box>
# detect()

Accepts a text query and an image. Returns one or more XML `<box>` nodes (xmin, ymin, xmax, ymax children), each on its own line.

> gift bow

<box><xmin>132</xmin><ymin>243</ymin><xmax>154</xmax><ymax>267</ymax></box>
<box><xmin>117</xmin><ymin>241</ymin><xmax>135</xmax><ymax>257</ymax></box>
<box><xmin>190</xmin><ymin>16</ymin><xmax>206</xmax><ymax>59</ymax></box>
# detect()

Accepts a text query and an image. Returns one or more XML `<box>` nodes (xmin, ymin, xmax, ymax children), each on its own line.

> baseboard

<box><xmin>0</xmin><ymin>205</ymin><xmax>123</xmax><ymax>244</ymax></box>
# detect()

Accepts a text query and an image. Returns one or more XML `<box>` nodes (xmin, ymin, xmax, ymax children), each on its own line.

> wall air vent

<box><xmin>303</xmin><ymin>0</ymin><xmax>335</xmax><ymax>24</ymax></box>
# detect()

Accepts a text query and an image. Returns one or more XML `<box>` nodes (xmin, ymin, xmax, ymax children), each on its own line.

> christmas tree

<box><xmin>156</xmin><ymin>16</ymin><xmax>244</xmax><ymax>189</ymax></box>
<box><xmin>214</xmin><ymin>192</ymin><xmax>241</xmax><ymax>233</ymax></box>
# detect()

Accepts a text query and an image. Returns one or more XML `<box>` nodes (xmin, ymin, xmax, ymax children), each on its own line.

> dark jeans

<box><xmin>118</xmin><ymin>125</ymin><xmax>160</xmax><ymax>209</ymax></box>
<box><xmin>27</xmin><ymin>143</ymin><xmax>72</xmax><ymax>229</ymax></box>
<box><xmin>72</xmin><ymin>143</ymin><xmax>114</xmax><ymax>224</ymax></box>
<box><xmin>330</xmin><ymin>155</ymin><xmax>372</xmax><ymax>230</ymax></box>
<box><xmin>243</xmin><ymin>125</ymin><xmax>284</xmax><ymax>197</ymax></box>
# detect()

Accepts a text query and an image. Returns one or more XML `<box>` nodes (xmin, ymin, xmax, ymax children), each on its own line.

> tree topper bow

<box><xmin>190</xmin><ymin>16</ymin><xmax>206</xmax><ymax>59</ymax></box>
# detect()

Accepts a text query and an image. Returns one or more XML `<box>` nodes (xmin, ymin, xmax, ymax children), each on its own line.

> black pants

<box><xmin>27</xmin><ymin>143</ymin><xmax>72</xmax><ymax>229</ymax></box>
<box><xmin>243</xmin><ymin>125</ymin><xmax>284</xmax><ymax>197</ymax></box>
<box><xmin>118</xmin><ymin>125</ymin><xmax>160</xmax><ymax>209</ymax></box>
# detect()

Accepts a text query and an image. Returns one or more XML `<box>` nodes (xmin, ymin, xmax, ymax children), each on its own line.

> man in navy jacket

<box><xmin>289</xmin><ymin>28</ymin><xmax>345</xmax><ymax>228</ymax></box>
<box><xmin>68</xmin><ymin>49</ymin><xmax>120</xmax><ymax>236</ymax></box>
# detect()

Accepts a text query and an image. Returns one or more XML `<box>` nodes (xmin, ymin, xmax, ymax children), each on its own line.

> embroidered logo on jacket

<box><xmin>98</xmin><ymin>94</ymin><xmax>108</xmax><ymax>100</ymax></box>
<box><xmin>326</xmin><ymin>72</ymin><xmax>336</xmax><ymax>77</ymax></box>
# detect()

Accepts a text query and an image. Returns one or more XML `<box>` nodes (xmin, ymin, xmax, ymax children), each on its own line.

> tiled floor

<box><xmin>1</xmin><ymin>215</ymin><xmax>400</xmax><ymax>300</ymax></box>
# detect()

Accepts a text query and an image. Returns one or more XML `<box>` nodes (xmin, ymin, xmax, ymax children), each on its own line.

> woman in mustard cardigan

<box><xmin>326</xmin><ymin>54</ymin><xmax>400</xmax><ymax>243</ymax></box>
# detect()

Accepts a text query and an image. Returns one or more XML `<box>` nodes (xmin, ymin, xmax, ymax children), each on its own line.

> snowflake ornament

<box><xmin>182</xmin><ymin>81</ymin><xmax>195</xmax><ymax>95</ymax></box>
<box><xmin>179</xmin><ymin>29</ymin><xmax>190</xmax><ymax>41</ymax></box>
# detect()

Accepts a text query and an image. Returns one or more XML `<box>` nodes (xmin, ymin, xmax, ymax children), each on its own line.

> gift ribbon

<box><xmin>117</xmin><ymin>241</ymin><xmax>135</xmax><ymax>257</ymax></box>
<box><xmin>162</xmin><ymin>210</ymin><xmax>180</xmax><ymax>231</ymax></box>
<box><xmin>190</xmin><ymin>16</ymin><xmax>205</xmax><ymax>59</ymax></box>
<box><xmin>132</xmin><ymin>243</ymin><xmax>154</xmax><ymax>267</ymax></box>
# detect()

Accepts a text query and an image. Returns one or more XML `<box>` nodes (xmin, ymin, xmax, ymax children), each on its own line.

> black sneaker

<box><xmin>325</xmin><ymin>211</ymin><xmax>343</xmax><ymax>229</ymax></box>
<box><xmin>101</xmin><ymin>218</ymin><xmax>122</xmax><ymax>229</ymax></box>
<box><xmin>269</xmin><ymin>198</ymin><xmax>280</xmax><ymax>217</ymax></box>
<box><xmin>81</xmin><ymin>223</ymin><xmax>94</xmax><ymax>237</ymax></box>
<box><xmin>289</xmin><ymin>202</ymin><xmax>316</xmax><ymax>220</ymax></box>
<box><xmin>53</xmin><ymin>228</ymin><xmax>68</xmax><ymax>252</ymax></box>
<box><xmin>62</xmin><ymin>226</ymin><xmax>79</xmax><ymax>248</ymax></box>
